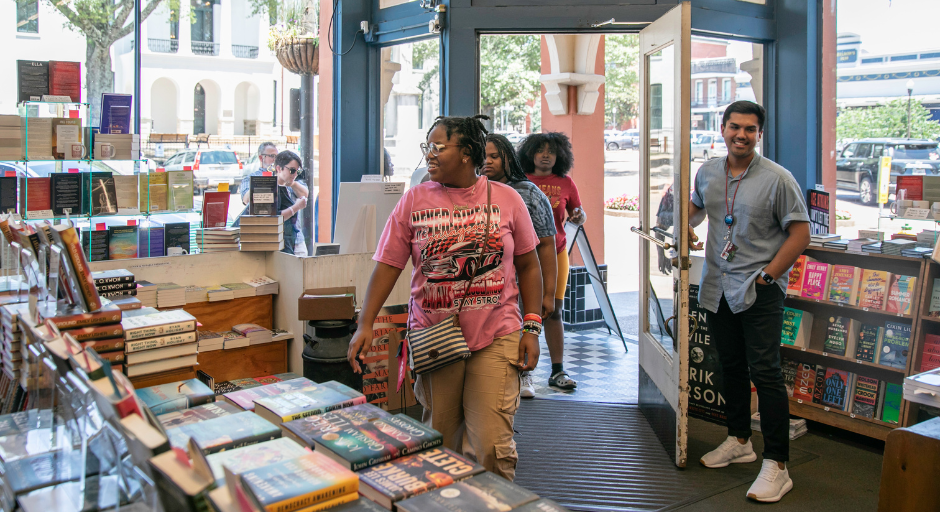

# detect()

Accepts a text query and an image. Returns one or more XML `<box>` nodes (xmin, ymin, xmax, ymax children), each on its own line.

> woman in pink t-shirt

<box><xmin>346</xmin><ymin>115</ymin><xmax>543</xmax><ymax>480</ymax></box>
<box><xmin>519</xmin><ymin>132</ymin><xmax>586</xmax><ymax>392</ymax></box>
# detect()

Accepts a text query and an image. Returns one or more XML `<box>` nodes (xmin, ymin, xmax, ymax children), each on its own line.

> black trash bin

<box><xmin>302</xmin><ymin>319</ymin><xmax>362</xmax><ymax>391</ymax></box>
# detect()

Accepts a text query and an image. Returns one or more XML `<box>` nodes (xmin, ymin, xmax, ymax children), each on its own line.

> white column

<box><xmin>177</xmin><ymin>0</ymin><xmax>193</xmax><ymax>55</ymax></box>
<box><xmin>219</xmin><ymin>0</ymin><xmax>233</xmax><ymax>58</ymax></box>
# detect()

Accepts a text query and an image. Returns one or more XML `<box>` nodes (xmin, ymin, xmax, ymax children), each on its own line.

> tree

<box><xmin>48</xmin><ymin>0</ymin><xmax>165</xmax><ymax>125</ymax></box>
<box><xmin>604</xmin><ymin>34</ymin><xmax>639</xmax><ymax>129</ymax></box>
<box><xmin>837</xmin><ymin>98</ymin><xmax>940</xmax><ymax>141</ymax></box>
<box><xmin>479</xmin><ymin>35</ymin><xmax>541</xmax><ymax>132</ymax></box>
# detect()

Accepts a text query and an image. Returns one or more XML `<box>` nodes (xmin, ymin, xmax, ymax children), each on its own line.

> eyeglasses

<box><xmin>420</xmin><ymin>142</ymin><xmax>464</xmax><ymax>157</ymax></box>
<box><xmin>284</xmin><ymin>166</ymin><xmax>302</xmax><ymax>175</ymax></box>
<box><xmin>261</xmin><ymin>153</ymin><xmax>277</xmax><ymax>160</ymax></box>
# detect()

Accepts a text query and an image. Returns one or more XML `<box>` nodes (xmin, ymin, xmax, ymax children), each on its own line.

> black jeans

<box><xmin>709</xmin><ymin>284</ymin><xmax>789</xmax><ymax>462</ymax></box>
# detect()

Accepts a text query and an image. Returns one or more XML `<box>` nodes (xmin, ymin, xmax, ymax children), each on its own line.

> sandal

<box><xmin>548</xmin><ymin>371</ymin><xmax>577</xmax><ymax>390</ymax></box>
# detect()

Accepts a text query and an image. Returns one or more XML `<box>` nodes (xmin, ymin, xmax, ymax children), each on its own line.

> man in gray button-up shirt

<box><xmin>689</xmin><ymin>101</ymin><xmax>810</xmax><ymax>503</ymax></box>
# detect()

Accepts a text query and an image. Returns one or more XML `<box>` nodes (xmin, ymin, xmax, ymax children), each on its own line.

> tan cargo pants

<box><xmin>414</xmin><ymin>330</ymin><xmax>522</xmax><ymax>480</ymax></box>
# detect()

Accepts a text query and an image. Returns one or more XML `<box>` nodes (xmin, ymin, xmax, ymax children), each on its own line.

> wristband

<box><xmin>523</xmin><ymin>313</ymin><xmax>542</xmax><ymax>324</ymax></box>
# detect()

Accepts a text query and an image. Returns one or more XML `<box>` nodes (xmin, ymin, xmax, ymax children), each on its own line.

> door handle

<box><xmin>688</xmin><ymin>313</ymin><xmax>700</xmax><ymax>337</ymax></box>
<box><xmin>631</xmin><ymin>226</ymin><xmax>673</xmax><ymax>250</ymax></box>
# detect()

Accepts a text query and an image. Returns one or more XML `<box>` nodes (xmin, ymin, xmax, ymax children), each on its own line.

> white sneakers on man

<box><xmin>746</xmin><ymin>459</ymin><xmax>793</xmax><ymax>502</ymax></box>
<box><xmin>520</xmin><ymin>373</ymin><xmax>535</xmax><ymax>398</ymax></box>
<box><xmin>699</xmin><ymin>436</ymin><xmax>757</xmax><ymax>468</ymax></box>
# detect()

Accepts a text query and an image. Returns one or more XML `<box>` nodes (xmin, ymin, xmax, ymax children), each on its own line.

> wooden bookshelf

<box><xmin>784</xmin><ymin>247</ymin><xmax>928</xmax><ymax>439</ymax></box>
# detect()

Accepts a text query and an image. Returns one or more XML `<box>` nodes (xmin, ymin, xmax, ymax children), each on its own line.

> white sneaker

<box><xmin>520</xmin><ymin>373</ymin><xmax>535</xmax><ymax>398</ymax></box>
<box><xmin>746</xmin><ymin>459</ymin><xmax>793</xmax><ymax>502</ymax></box>
<box><xmin>699</xmin><ymin>436</ymin><xmax>757</xmax><ymax>468</ymax></box>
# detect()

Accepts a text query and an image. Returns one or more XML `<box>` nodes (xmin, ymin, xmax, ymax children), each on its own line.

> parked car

<box><xmin>691</xmin><ymin>132</ymin><xmax>727</xmax><ymax>161</ymax></box>
<box><xmin>623</xmin><ymin>129</ymin><xmax>639</xmax><ymax>149</ymax></box>
<box><xmin>163</xmin><ymin>149</ymin><xmax>243</xmax><ymax>193</ymax></box>
<box><xmin>836</xmin><ymin>138</ymin><xmax>940</xmax><ymax>205</ymax></box>
<box><xmin>605</xmin><ymin>131</ymin><xmax>634</xmax><ymax>150</ymax></box>
<box><xmin>495</xmin><ymin>131</ymin><xmax>525</xmax><ymax>145</ymax></box>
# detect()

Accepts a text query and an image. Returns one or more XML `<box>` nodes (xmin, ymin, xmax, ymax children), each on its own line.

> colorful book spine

<box><xmin>51</xmin><ymin>225</ymin><xmax>102</xmax><ymax>311</ymax></box>
<box><xmin>124</xmin><ymin>331</ymin><xmax>197</xmax><ymax>353</ymax></box>
<box><xmin>787</xmin><ymin>255</ymin><xmax>813</xmax><ymax>296</ymax></box>
<box><xmin>881</xmin><ymin>382</ymin><xmax>902</xmax><ymax>424</ymax></box>
<box><xmin>812</xmin><ymin>366</ymin><xmax>827</xmax><ymax>404</ymax></box>
<box><xmin>793</xmin><ymin>363</ymin><xmax>817</xmax><ymax>402</ymax></box>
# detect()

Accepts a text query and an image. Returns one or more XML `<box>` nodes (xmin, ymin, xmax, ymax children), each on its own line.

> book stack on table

<box><xmin>883</xmin><ymin>238</ymin><xmax>916</xmax><ymax>256</ymax></box>
<box><xmin>239</xmin><ymin>215</ymin><xmax>284</xmax><ymax>252</ymax></box>
<box><xmin>206</xmin><ymin>284</ymin><xmax>235</xmax><ymax>302</ymax></box>
<box><xmin>184</xmin><ymin>285</ymin><xmax>208</xmax><ymax>304</ymax></box>
<box><xmin>47</xmin><ymin>302</ymin><xmax>125</xmax><ymax>372</ymax></box>
<box><xmin>809</xmin><ymin>233</ymin><xmax>840</xmax><ymax>247</ymax></box>
<box><xmin>135</xmin><ymin>280</ymin><xmax>157</xmax><ymax>307</ymax></box>
<box><xmin>847</xmin><ymin>238</ymin><xmax>877</xmax><ymax>253</ymax></box>
<box><xmin>244</xmin><ymin>275</ymin><xmax>279</xmax><ymax>295</ymax></box>
<box><xmin>156</xmin><ymin>282</ymin><xmax>185</xmax><ymax>308</ymax></box>
<box><xmin>92</xmin><ymin>269</ymin><xmax>136</xmax><ymax>300</ymax></box>
<box><xmin>232</xmin><ymin>323</ymin><xmax>272</xmax><ymax>345</ymax></box>
<box><xmin>220</xmin><ymin>329</ymin><xmax>249</xmax><ymax>349</ymax></box>
<box><xmin>121</xmin><ymin>309</ymin><xmax>198</xmax><ymax>377</ymax></box>
<box><xmin>220</xmin><ymin>282</ymin><xmax>255</xmax><ymax>299</ymax></box>
<box><xmin>196</xmin><ymin>330</ymin><xmax>223</xmax><ymax>353</ymax></box>
<box><xmin>213</xmin><ymin>372</ymin><xmax>303</xmax><ymax>395</ymax></box>
<box><xmin>194</xmin><ymin>227</ymin><xmax>239</xmax><ymax>253</ymax></box>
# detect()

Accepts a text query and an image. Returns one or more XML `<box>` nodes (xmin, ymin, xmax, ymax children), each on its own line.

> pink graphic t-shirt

<box><xmin>374</xmin><ymin>177</ymin><xmax>539</xmax><ymax>352</ymax></box>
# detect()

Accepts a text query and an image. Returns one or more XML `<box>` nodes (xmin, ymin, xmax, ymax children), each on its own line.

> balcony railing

<box><xmin>232</xmin><ymin>45</ymin><xmax>259</xmax><ymax>59</ymax></box>
<box><xmin>148</xmin><ymin>38</ymin><xmax>179</xmax><ymax>53</ymax></box>
<box><xmin>192</xmin><ymin>41</ymin><xmax>220</xmax><ymax>56</ymax></box>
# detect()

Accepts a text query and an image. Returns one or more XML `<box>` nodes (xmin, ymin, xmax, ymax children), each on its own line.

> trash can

<box><xmin>302</xmin><ymin>319</ymin><xmax>362</xmax><ymax>391</ymax></box>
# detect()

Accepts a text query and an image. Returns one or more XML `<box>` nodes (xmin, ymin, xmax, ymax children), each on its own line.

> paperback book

<box><xmin>878</xmin><ymin>321</ymin><xmax>912</xmax><ymax>370</ymax></box>
<box><xmin>221</xmin><ymin>377</ymin><xmax>318</xmax><ymax>411</ymax></box>
<box><xmin>854</xmin><ymin>324</ymin><xmax>883</xmax><ymax>363</ymax></box>
<box><xmin>396</xmin><ymin>472</ymin><xmax>538</xmax><ymax>512</ymax></box>
<box><xmin>820</xmin><ymin>368</ymin><xmax>851</xmax><ymax>410</ymax></box>
<box><xmin>857</xmin><ymin>269</ymin><xmax>891</xmax><ymax>310</ymax></box>
<box><xmin>135</xmin><ymin>378</ymin><xmax>215</xmax><ymax>415</ymax></box>
<box><xmin>850</xmin><ymin>375</ymin><xmax>880</xmax><ymax>419</ymax></box>
<box><xmin>165</xmin><ymin>410</ymin><xmax>281</xmax><ymax>454</ymax></box>
<box><xmin>157</xmin><ymin>400</ymin><xmax>242</xmax><ymax>429</ymax></box>
<box><xmin>780</xmin><ymin>308</ymin><xmax>813</xmax><ymax>348</ymax></box>
<box><xmin>881</xmin><ymin>382</ymin><xmax>902</xmax><ymax>424</ymax></box>
<box><xmin>800</xmin><ymin>262</ymin><xmax>830</xmax><ymax>301</ymax></box>
<box><xmin>787</xmin><ymin>255</ymin><xmax>815</xmax><ymax>296</ymax></box>
<box><xmin>239</xmin><ymin>451</ymin><xmax>359</xmax><ymax>512</ymax></box>
<box><xmin>792</xmin><ymin>363</ymin><xmax>817</xmax><ymax>402</ymax></box>
<box><xmin>885</xmin><ymin>274</ymin><xmax>917</xmax><ymax>315</ymax></box>
<box><xmin>358</xmin><ymin>448</ymin><xmax>486</xmax><ymax>509</ymax></box>
<box><xmin>827</xmin><ymin>265</ymin><xmax>861</xmax><ymax>305</ymax></box>
<box><xmin>823</xmin><ymin>316</ymin><xmax>855</xmax><ymax>356</ymax></box>
<box><xmin>253</xmin><ymin>381</ymin><xmax>367</xmax><ymax>424</ymax></box>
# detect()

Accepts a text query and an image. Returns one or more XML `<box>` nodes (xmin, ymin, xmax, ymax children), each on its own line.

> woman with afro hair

<box><xmin>517</xmin><ymin>131</ymin><xmax>585</xmax><ymax>393</ymax></box>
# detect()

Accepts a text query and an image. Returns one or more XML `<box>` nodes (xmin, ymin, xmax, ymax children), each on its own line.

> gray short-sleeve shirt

<box><xmin>509</xmin><ymin>180</ymin><xmax>557</xmax><ymax>239</ymax></box>
<box><xmin>690</xmin><ymin>153</ymin><xmax>810</xmax><ymax>314</ymax></box>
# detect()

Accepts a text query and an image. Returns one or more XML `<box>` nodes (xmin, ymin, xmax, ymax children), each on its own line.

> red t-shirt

<box><xmin>527</xmin><ymin>174</ymin><xmax>582</xmax><ymax>253</ymax></box>
<box><xmin>373</xmin><ymin>177</ymin><xmax>538</xmax><ymax>352</ymax></box>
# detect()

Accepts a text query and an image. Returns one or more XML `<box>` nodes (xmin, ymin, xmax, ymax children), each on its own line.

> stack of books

<box><xmin>136</xmin><ymin>281</ymin><xmax>158</xmax><ymax>308</ymax></box>
<box><xmin>847</xmin><ymin>238</ymin><xmax>877</xmax><ymax>253</ymax></box>
<box><xmin>121</xmin><ymin>309</ymin><xmax>198</xmax><ymax>377</ymax></box>
<box><xmin>184</xmin><ymin>285</ymin><xmax>208</xmax><ymax>304</ymax></box>
<box><xmin>750</xmin><ymin>413</ymin><xmax>807</xmax><ymax>440</ymax></box>
<box><xmin>0</xmin><ymin>304</ymin><xmax>29</xmax><ymax>384</ymax></box>
<box><xmin>901</xmin><ymin>246</ymin><xmax>932</xmax><ymax>258</ymax></box>
<box><xmin>916</xmin><ymin>229</ymin><xmax>937</xmax><ymax>248</ymax></box>
<box><xmin>220</xmin><ymin>282</ymin><xmax>255</xmax><ymax>299</ymax></box>
<box><xmin>194</xmin><ymin>227</ymin><xmax>239</xmax><ymax>253</ymax></box>
<box><xmin>196</xmin><ymin>330</ymin><xmax>223</xmax><ymax>353</ymax></box>
<box><xmin>233</xmin><ymin>323</ymin><xmax>272</xmax><ymax>345</ymax></box>
<box><xmin>822</xmin><ymin>238</ymin><xmax>848</xmax><ymax>251</ymax></box>
<box><xmin>212</xmin><ymin>372</ymin><xmax>303</xmax><ymax>395</ymax></box>
<box><xmin>220</xmin><ymin>377</ymin><xmax>319</xmax><ymax>411</ymax></box>
<box><xmin>239</xmin><ymin>216</ymin><xmax>284</xmax><ymax>252</ymax></box>
<box><xmin>50</xmin><ymin>302</ymin><xmax>126</xmax><ymax>372</ymax></box>
<box><xmin>882</xmin><ymin>239</ymin><xmax>915</xmax><ymax>256</ymax></box>
<box><xmin>220</xmin><ymin>330</ymin><xmax>249</xmax><ymax>349</ymax></box>
<box><xmin>206</xmin><ymin>285</ymin><xmax>235</xmax><ymax>302</ymax></box>
<box><xmin>94</xmin><ymin>133</ymin><xmax>137</xmax><ymax>160</ymax></box>
<box><xmin>156</xmin><ymin>283</ymin><xmax>185</xmax><ymax>308</ymax></box>
<box><xmin>862</xmin><ymin>241</ymin><xmax>884</xmax><ymax>254</ymax></box>
<box><xmin>244</xmin><ymin>276</ymin><xmax>279</xmax><ymax>295</ymax></box>
<box><xmin>92</xmin><ymin>269</ymin><xmax>136</xmax><ymax>300</ymax></box>
<box><xmin>0</xmin><ymin>116</ymin><xmax>22</xmax><ymax>161</ymax></box>
<box><xmin>810</xmin><ymin>233</ymin><xmax>840</xmax><ymax>248</ymax></box>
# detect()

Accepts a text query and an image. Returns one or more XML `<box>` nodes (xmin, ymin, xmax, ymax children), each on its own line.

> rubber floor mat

<box><xmin>513</xmin><ymin>400</ymin><xmax>818</xmax><ymax>512</ymax></box>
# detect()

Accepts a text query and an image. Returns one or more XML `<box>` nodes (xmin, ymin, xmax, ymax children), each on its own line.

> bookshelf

<box><xmin>784</xmin><ymin>246</ymin><xmax>928</xmax><ymax>440</ymax></box>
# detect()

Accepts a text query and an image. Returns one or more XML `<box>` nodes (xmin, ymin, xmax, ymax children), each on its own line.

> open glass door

<box><xmin>636</xmin><ymin>2</ymin><xmax>692</xmax><ymax>467</ymax></box>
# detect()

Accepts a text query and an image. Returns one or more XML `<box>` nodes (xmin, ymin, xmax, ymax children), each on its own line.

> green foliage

<box><xmin>837</xmin><ymin>98</ymin><xmax>940</xmax><ymax>141</ymax></box>
<box><xmin>265</xmin><ymin>0</ymin><xmax>318</xmax><ymax>51</ymax></box>
<box><xmin>604</xmin><ymin>34</ymin><xmax>639</xmax><ymax>129</ymax></box>
<box><xmin>479</xmin><ymin>35</ymin><xmax>541</xmax><ymax>129</ymax></box>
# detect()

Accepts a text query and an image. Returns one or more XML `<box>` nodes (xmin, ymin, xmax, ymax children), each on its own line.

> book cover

<box><xmin>149</xmin><ymin>223</ymin><xmax>165</xmax><ymax>257</ymax></box>
<box><xmin>885</xmin><ymin>274</ymin><xmax>917</xmax><ymax>315</ymax></box>
<box><xmin>854</xmin><ymin>324</ymin><xmax>883</xmax><ymax>363</ymax></box>
<box><xmin>167</xmin><ymin>170</ymin><xmax>194</xmax><ymax>211</ymax></box>
<box><xmin>61</xmin><ymin>322</ymin><xmax>123</xmax><ymax>342</ymax></box>
<box><xmin>397</xmin><ymin>472</ymin><xmax>538</xmax><ymax>512</ymax></box>
<box><xmin>282</xmin><ymin>404</ymin><xmax>444</xmax><ymax>470</ymax></box>
<box><xmin>222</xmin><ymin>378</ymin><xmax>318</xmax><ymax>411</ymax></box>
<box><xmin>124</xmin><ymin>330</ymin><xmax>197</xmax><ymax>353</ymax></box>
<box><xmin>108</xmin><ymin>225</ymin><xmax>138</xmax><ymax>259</ymax></box>
<box><xmin>49</xmin><ymin>224</ymin><xmax>102</xmax><ymax>311</ymax></box>
<box><xmin>881</xmin><ymin>382</ymin><xmax>902</xmax><ymax>424</ymax></box>
<box><xmin>202</xmin><ymin>191</ymin><xmax>230</xmax><ymax>228</ymax></box>
<box><xmin>515</xmin><ymin>499</ymin><xmax>572</xmax><ymax>512</ymax></box>
<box><xmin>48</xmin><ymin>61</ymin><xmax>81</xmax><ymax>102</ymax></box>
<box><xmin>213</xmin><ymin>373</ymin><xmax>302</xmax><ymax>395</ymax></box>
<box><xmin>135</xmin><ymin>378</ymin><xmax>215</xmax><ymax>416</ymax></box>
<box><xmin>879</xmin><ymin>321</ymin><xmax>912</xmax><ymax>370</ymax></box>
<box><xmin>157</xmin><ymin>400</ymin><xmax>242</xmax><ymax>429</ymax></box>
<box><xmin>812</xmin><ymin>366</ymin><xmax>827</xmax><ymax>404</ymax></box>
<box><xmin>800</xmin><ymin>262</ymin><xmax>830</xmax><ymax>300</ymax></box>
<box><xmin>821</xmin><ymin>368</ymin><xmax>850</xmax><ymax>409</ymax></box>
<box><xmin>148</xmin><ymin>172</ymin><xmax>169</xmax><ymax>212</ymax></box>
<box><xmin>0</xmin><ymin>176</ymin><xmax>17</xmax><ymax>214</ymax></box>
<box><xmin>793</xmin><ymin>363</ymin><xmax>817</xmax><ymax>402</ymax></box>
<box><xmin>22</xmin><ymin>177</ymin><xmax>51</xmax><ymax>218</ymax></box>
<box><xmin>113</xmin><ymin>174</ymin><xmax>139</xmax><ymax>214</ymax></box>
<box><xmin>99</xmin><ymin>93</ymin><xmax>133</xmax><ymax>135</ymax></box>
<box><xmin>358</xmin><ymin>447</ymin><xmax>486</xmax><ymax>509</ymax></box>
<box><xmin>827</xmin><ymin>265</ymin><xmax>861</xmax><ymax>305</ymax></box>
<box><xmin>80</xmin><ymin>337</ymin><xmax>124</xmax><ymax>353</ymax></box>
<box><xmin>205</xmin><ymin>437</ymin><xmax>309</xmax><ymax>482</ymax></box>
<box><xmin>788</xmin><ymin>255</ymin><xmax>815</xmax><ymax>296</ymax></box>
<box><xmin>253</xmin><ymin>382</ymin><xmax>367</xmax><ymax>424</ymax></box>
<box><xmin>50</xmin><ymin>173</ymin><xmax>83</xmax><ymax>217</ymax></box>
<box><xmin>249</xmin><ymin>175</ymin><xmax>279</xmax><ymax>216</ymax></box>
<box><xmin>240</xmin><ymin>451</ymin><xmax>359</xmax><ymax>512</ymax></box>
<box><xmin>89</xmin><ymin>171</ymin><xmax>118</xmax><ymax>216</ymax></box>
<box><xmin>857</xmin><ymin>269</ymin><xmax>891</xmax><ymax>310</ymax></box>
<box><xmin>780</xmin><ymin>308</ymin><xmax>812</xmax><ymax>348</ymax></box>
<box><xmin>164</xmin><ymin>221</ymin><xmax>191</xmax><ymax>254</ymax></box>
<box><xmin>120</xmin><ymin>309</ymin><xmax>196</xmax><ymax>341</ymax></box>
<box><xmin>92</xmin><ymin>269</ymin><xmax>134</xmax><ymax>285</ymax></box>
<box><xmin>782</xmin><ymin>358</ymin><xmax>798</xmax><ymax>397</ymax></box>
<box><xmin>52</xmin><ymin>117</ymin><xmax>82</xmax><ymax>159</ymax></box>
<box><xmin>850</xmin><ymin>375</ymin><xmax>880</xmax><ymax>419</ymax></box>
<box><xmin>16</xmin><ymin>60</ymin><xmax>48</xmax><ymax>103</ymax></box>
<box><xmin>166</xmin><ymin>410</ymin><xmax>281</xmax><ymax>454</ymax></box>
<box><xmin>823</xmin><ymin>316</ymin><xmax>850</xmax><ymax>356</ymax></box>
<box><xmin>929</xmin><ymin>278</ymin><xmax>940</xmax><ymax>318</ymax></box>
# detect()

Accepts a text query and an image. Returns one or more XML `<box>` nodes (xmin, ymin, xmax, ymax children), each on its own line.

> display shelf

<box><xmin>197</xmin><ymin>339</ymin><xmax>288</xmax><ymax>383</ymax></box>
<box><xmin>780</xmin><ymin>344</ymin><xmax>908</xmax><ymax>374</ymax></box>
<box><xmin>879</xmin><ymin>215</ymin><xmax>939</xmax><ymax>222</ymax></box>
<box><xmin>784</xmin><ymin>295</ymin><xmax>915</xmax><ymax>321</ymax></box>
<box><xmin>808</xmin><ymin>246</ymin><xmax>927</xmax><ymax>263</ymax></box>
<box><xmin>789</xmin><ymin>397</ymin><xmax>896</xmax><ymax>441</ymax></box>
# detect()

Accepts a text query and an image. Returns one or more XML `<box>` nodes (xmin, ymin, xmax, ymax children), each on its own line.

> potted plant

<box><xmin>268</xmin><ymin>0</ymin><xmax>319</xmax><ymax>76</ymax></box>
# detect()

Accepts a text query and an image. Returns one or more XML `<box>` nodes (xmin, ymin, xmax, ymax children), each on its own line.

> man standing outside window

<box><xmin>690</xmin><ymin>101</ymin><xmax>810</xmax><ymax>503</ymax></box>
<box><xmin>241</xmin><ymin>141</ymin><xmax>279</xmax><ymax>205</ymax></box>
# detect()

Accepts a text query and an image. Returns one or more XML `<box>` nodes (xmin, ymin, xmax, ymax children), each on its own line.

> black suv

<box><xmin>837</xmin><ymin>138</ymin><xmax>940</xmax><ymax>205</ymax></box>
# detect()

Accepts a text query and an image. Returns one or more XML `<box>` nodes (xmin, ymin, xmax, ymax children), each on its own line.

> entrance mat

<box><xmin>513</xmin><ymin>400</ymin><xmax>818</xmax><ymax>512</ymax></box>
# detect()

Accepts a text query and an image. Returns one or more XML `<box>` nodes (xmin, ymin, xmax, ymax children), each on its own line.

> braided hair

<box><xmin>425</xmin><ymin>115</ymin><xmax>490</xmax><ymax>169</ymax></box>
<box><xmin>518</xmin><ymin>131</ymin><xmax>575</xmax><ymax>177</ymax></box>
<box><xmin>485</xmin><ymin>134</ymin><xmax>528</xmax><ymax>183</ymax></box>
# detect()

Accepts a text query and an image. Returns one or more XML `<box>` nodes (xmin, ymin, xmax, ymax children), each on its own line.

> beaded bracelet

<box><xmin>522</xmin><ymin>320</ymin><xmax>543</xmax><ymax>336</ymax></box>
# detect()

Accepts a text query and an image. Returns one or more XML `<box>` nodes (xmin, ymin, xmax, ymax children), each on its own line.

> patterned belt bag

<box><xmin>408</xmin><ymin>181</ymin><xmax>492</xmax><ymax>375</ymax></box>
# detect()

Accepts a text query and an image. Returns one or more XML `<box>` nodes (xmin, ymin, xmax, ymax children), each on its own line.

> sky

<box><xmin>838</xmin><ymin>0</ymin><xmax>940</xmax><ymax>55</ymax></box>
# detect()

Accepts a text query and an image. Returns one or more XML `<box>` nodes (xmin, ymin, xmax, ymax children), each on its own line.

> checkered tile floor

<box><xmin>525</xmin><ymin>328</ymin><xmax>638</xmax><ymax>404</ymax></box>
